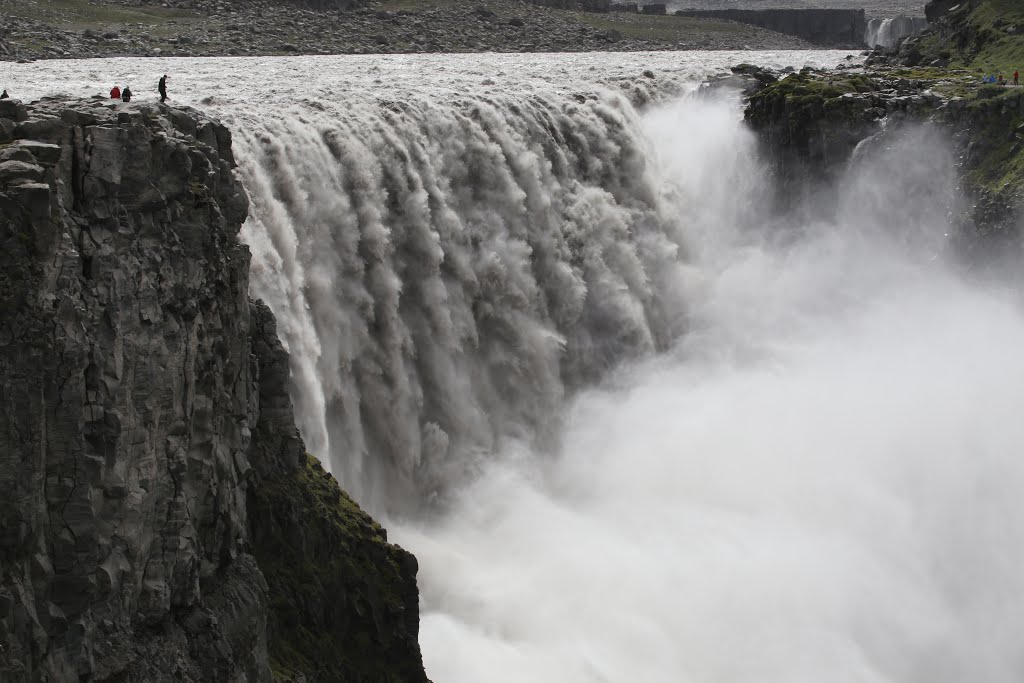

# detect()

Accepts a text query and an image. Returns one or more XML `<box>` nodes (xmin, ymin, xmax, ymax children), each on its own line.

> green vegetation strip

<box><xmin>252</xmin><ymin>455</ymin><xmax>420</xmax><ymax>683</ymax></box>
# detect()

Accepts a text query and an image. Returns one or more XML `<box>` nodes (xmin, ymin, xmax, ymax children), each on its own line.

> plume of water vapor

<box><xmin>393</xmin><ymin>92</ymin><xmax>1024</xmax><ymax>682</ymax></box>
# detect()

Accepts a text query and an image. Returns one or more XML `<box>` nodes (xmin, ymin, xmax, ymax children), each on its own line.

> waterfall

<box><xmin>233</xmin><ymin>78</ymin><xmax>693</xmax><ymax>509</ymax></box>
<box><xmin>0</xmin><ymin>50</ymin><xmax>845</xmax><ymax>512</ymax></box>
<box><xmin>865</xmin><ymin>16</ymin><xmax>929</xmax><ymax>48</ymax></box>
<box><xmin>8</xmin><ymin>54</ymin><xmax>1024</xmax><ymax>681</ymax></box>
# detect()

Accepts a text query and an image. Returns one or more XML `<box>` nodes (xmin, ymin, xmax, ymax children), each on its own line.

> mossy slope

<box><xmin>250</xmin><ymin>454</ymin><xmax>429</xmax><ymax>683</ymax></box>
<box><xmin>915</xmin><ymin>0</ymin><xmax>1024</xmax><ymax>74</ymax></box>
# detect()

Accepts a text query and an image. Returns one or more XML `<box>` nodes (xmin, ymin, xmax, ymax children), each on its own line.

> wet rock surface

<box><xmin>0</xmin><ymin>97</ymin><xmax>428</xmax><ymax>682</ymax></box>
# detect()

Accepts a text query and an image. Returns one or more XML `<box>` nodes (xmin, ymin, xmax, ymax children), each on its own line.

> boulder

<box><xmin>0</xmin><ymin>160</ymin><xmax>45</xmax><ymax>183</ymax></box>
<box><xmin>925</xmin><ymin>0</ymin><xmax>960</xmax><ymax>23</ymax></box>
<box><xmin>0</xmin><ymin>99</ymin><xmax>29</xmax><ymax>122</ymax></box>
<box><xmin>7</xmin><ymin>140</ymin><xmax>63</xmax><ymax>165</ymax></box>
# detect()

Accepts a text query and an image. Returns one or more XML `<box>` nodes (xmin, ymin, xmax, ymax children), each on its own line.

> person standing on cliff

<box><xmin>0</xmin><ymin>89</ymin><xmax>8</xmax><ymax>99</ymax></box>
<box><xmin>1015</xmin><ymin>71</ymin><xmax>1020</xmax><ymax>87</ymax></box>
<box><xmin>121</xmin><ymin>86</ymin><xmax>132</xmax><ymax>103</ymax></box>
<box><xmin>158</xmin><ymin>75</ymin><xmax>168</xmax><ymax>103</ymax></box>
<box><xmin>110</xmin><ymin>84</ymin><xmax>121</xmax><ymax>100</ymax></box>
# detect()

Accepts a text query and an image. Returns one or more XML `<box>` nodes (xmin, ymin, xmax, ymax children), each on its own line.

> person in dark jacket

<box><xmin>121</xmin><ymin>86</ymin><xmax>132</xmax><ymax>102</ymax></box>
<box><xmin>158</xmin><ymin>74</ymin><xmax>168</xmax><ymax>103</ymax></box>
<box><xmin>0</xmin><ymin>90</ymin><xmax>8</xmax><ymax>99</ymax></box>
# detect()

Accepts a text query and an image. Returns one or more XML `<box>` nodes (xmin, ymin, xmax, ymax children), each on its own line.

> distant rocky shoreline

<box><xmin>0</xmin><ymin>0</ymin><xmax>821</xmax><ymax>62</ymax></box>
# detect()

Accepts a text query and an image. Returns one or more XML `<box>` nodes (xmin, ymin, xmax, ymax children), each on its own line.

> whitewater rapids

<box><xmin>7</xmin><ymin>51</ymin><xmax>1024</xmax><ymax>681</ymax></box>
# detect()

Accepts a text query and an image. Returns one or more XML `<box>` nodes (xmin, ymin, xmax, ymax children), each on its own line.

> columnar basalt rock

<box><xmin>0</xmin><ymin>97</ymin><xmax>428</xmax><ymax>682</ymax></box>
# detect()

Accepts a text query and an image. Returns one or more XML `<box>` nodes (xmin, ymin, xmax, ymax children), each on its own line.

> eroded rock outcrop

<box><xmin>743</xmin><ymin>68</ymin><xmax>1024</xmax><ymax>239</ymax></box>
<box><xmin>0</xmin><ymin>97</ymin><xmax>428</xmax><ymax>682</ymax></box>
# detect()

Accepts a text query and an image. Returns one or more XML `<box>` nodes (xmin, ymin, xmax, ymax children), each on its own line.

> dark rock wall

<box><xmin>247</xmin><ymin>303</ymin><xmax>428</xmax><ymax>683</ymax></box>
<box><xmin>743</xmin><ymin>70</ymin><xmax>1024</xmax><ymax>241</ymax></box>
<box><xmin>675</xmin><ymin>8</ymin><xmax>868</xmax><ymax>46</ymax></box>
<box><xmin>0</xmin><ymin>97</ymin><xmax>427</xmax><ymax>682</ymax></box>
<box><xmin>742</xmin><ymin>73</ymin><xmax>881</xmax><ymax>215</ymax></box>
<box><xmin>926</xmin><ymin>0</ymin><xmax>961</xmax><ymax>23</ymax></box>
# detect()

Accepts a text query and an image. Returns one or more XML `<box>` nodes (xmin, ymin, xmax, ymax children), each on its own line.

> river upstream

<box><xmin>5</xmin><ymin>51</ymin><xmax>1024</xmax><ymax>682</ymax></box>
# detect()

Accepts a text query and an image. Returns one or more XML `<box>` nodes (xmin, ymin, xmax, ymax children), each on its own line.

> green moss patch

<box><xmin>745</xmin><ymin>72</ymin><xmax>881</xmax><ymax>138</ymax></box>
<box><xmin>915</xmin><ymin>0</ymin><xmax>1024</xmax><ymax>75</ymax></box>
<box><xmin>250</xmin><ymin>454</ymin><xmax>427</xmax><ymax>683</ymax></box>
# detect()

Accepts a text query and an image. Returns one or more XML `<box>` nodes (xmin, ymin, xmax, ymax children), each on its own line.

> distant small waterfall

<box><xmin>865</xmin><ymin>16</ymin><xmax>928</xmax><ymax>48</ymax></box>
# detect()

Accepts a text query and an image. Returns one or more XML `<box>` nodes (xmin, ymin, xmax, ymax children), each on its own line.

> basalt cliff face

<box><xmin>0</xmin><ymin>97</ymin><xmax>428</xmax><ymax>682</ymax></box>
<box><xmin>741</xmin><ymin>66</ymin><xmax>1024</xmax><ymax>245</ymax></box>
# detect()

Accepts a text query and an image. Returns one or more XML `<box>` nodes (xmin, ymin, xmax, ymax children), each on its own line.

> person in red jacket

<box><xmin>110</xmin><ymin>84</ymin><xmax>121</xmax><ymax>99</ymax></box>
<box><xmin>1015</xmin><ymin>71</ymin><xmax>1020</xmax><ymax>86</ymax></box>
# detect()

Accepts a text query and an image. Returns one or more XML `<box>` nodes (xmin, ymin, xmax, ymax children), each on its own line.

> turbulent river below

<box><xmin>6</xmin><ymin>51</ymin><xmax>1024</xmax><ymax>681</ymax></box>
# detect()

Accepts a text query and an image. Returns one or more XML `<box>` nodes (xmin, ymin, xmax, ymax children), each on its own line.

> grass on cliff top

<box><xmin>775</xmin><ymin>72</ymin><xmax>878</xmax><ymax>97</ymax></box>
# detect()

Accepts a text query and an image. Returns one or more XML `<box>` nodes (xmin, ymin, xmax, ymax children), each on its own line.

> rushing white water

<box><xmin>397</xmin><ymin>94</ymin><xmax>1024</xmax><ymax>682</ymax></box>
<box><xmin>235</xmin><ymin>56</ymin><xmax>1024</xmax><ymax>679</ymax></box>
<box><xmin>9</xmin><ymin>51</ymin><xmax>1024</xmax><ymax>680</ymax></box>
<box><xmin>864</xmin><ymin>16</ymin><xmax>928</xmax><ymax>49</ymax></box>
<box><xmin>1</xmin><ymin>50</ymin><xmax>844</xmax><ymax>508</ymax></box>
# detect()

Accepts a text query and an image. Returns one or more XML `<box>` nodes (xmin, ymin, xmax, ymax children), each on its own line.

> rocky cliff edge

<box><xmin>740</xmin><ymin>65</ymin><xmax>1024</xmax><ymax>242</ymax></box>
<box><xmin>0</xmin><ymin>96</ymin><xmax>428</xmax><ymax>683</ymax></box>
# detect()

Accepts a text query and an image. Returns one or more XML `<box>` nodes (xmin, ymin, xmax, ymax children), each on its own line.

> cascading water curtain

<box><xmin>234</xmin><ymin>85</ymin><xmax>693</xmax><ymax>509</ymax></box>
